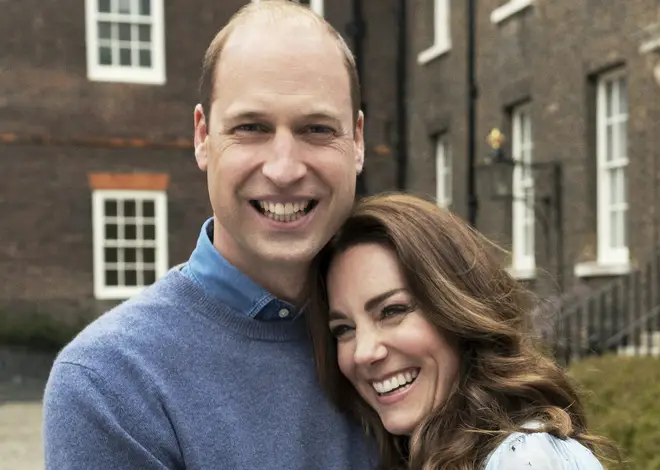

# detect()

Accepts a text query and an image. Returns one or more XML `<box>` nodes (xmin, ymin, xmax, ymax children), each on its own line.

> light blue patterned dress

<box><xmin>484</xmin><ymin>430</ymin><xmax>604</xmax><ymax>470</ymax></box>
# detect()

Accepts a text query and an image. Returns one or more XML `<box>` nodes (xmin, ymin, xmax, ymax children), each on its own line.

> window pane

<box><xmin>618</xmin><ymin>121</ymin><xmax>627</xmax><ymax>160</ymax></box>
<box><xmin>105</xmin><ymin>224</ymin><xmax>118</xmax><ymax>240</ymax></box>
<box><xmin>106</xmin><ymin>270</ymin><xmax>119</xmax><ymax>286</ymax></box>
<box><xmin>124</xmin><ymin>248</ymin><xmax>137</xmax><ymax>263</ymax></box>
<box><xmin>104</xmin><ymin>199</ymin><xmax>117</xmax><ymax>216</ymax></box>
<box><xmin>124</xmin><ymin>200</ymin><xmax>136</xmax><ymax>217</ymax></box>
<box><xmin>144</xmin><ymin>224</ymin><xmax>156</xmax><ymax>240</ymax></box>
<box><xmin>119</xmin><ymin>48</ymin><xmax>132</xmax><ymax>66</ymax></box>
<box><xmin>139</xmin><ymin>0</ymin><xmax>151</xmax><ymax>15</ymax></box>
<box><xmin>605</xmin><ymin>124</ymin><xmax>613</xmax><ymax>161</ymax></box>
<box><xmin>105</xmin><ymin>247</ymin><xmax>118</xmax><ymax>263</ymax></box>
<box><xmin>605</xmin><ymin>80</ymin><xmax>614</xmax><ymax>118</ymax></box>
<box><xmin>98</xmin><ymin>21</ymin><xmax>112</xmax><ymax>39</ymax></box>
<box><xmin>609</xmin><ymin>170</ymin><xmax>617</xmax><ymax>205</ymax></box>
<box><xmin>98</xmin><ymin>0</ymin><xmax>111</xmax><ymax>13</ymax></box>
<box><xmin>143</xmin><ymin>201</ymin><xmax>155</xmax><ymax>217</ymax></box>
<box><xmin>139</xmin><ymin>49</ymin><xmax>152</xmax><ymax>68</ymax></box>
<box><xmin>619</xmin><ymin>168</ymin><xmax>627</xmax><ymax>205</ymax></box>
<box><xmin>125</xmin><ymin>270</ymin><xmax>138</xmax><ymax>286</ymax></box>
<box><xmin>99</xmin><ymin>47</ymin><xmax>112</xmax><ymax>65</ymax></box>
<box><xmin>118</xmin><ymin>23</ymin><xmax>131</xmax><ymax>41</ymax></box>
<box><xmin>621</xmin><ymin>208</ymin><xmax>627</xmax><ymax>247</ymax></box>
<box><xmin>118</xmin><ymin>0</ymin><xmax>131</xmax><ymax>14</ymax></box>
<box><xmin>125</xmin><ymin>224</ymin><xmax>137</xmax><ymax>240</ymax></box>
<box><xmin>143</xmin><ymin>247</ymin><xmax>155</xmax><ymax>263</ymax></box>
<box><xmin>618</xmin><ymin>77</ymin><xmax>627</xmax><ymax>115</ymax></box>
<box><xmin>144</xmin><ymin>269</ymin><xmax>156</xmax><ymax>285</ymax></box>
<box><xmin>610</xmin><ymin>210</ymin><xmax>619</xmax><ymax>247</ymax></box>
<box><xmin>138</xmin><ymin>24</ymin><xmax>151</xmax><ymax>42</ymax></box>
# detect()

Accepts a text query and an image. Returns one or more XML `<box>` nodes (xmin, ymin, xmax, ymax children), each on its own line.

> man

<box><xmin>43</xmin><ymin>2</ymin><xmax>376</xmax><ymax>469</ymax></box>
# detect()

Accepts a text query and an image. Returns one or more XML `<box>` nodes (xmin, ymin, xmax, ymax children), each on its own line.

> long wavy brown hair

<box><xmin>306</xmin><ymin>192</ymin><xmax>620</xmax><ymax>470</ymax></box>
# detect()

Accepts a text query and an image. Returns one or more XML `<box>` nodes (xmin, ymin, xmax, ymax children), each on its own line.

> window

<box><xmin>293</xmin><ymin>0</ymin><xmax>323</xmax><ymax>16</ymax></box>
<box><xmin>89</xmin><ymin>172</ymin><xmax>170</xmax><ymax>299</ymax></box>
<box><xmin>597</xmin><ymin>70</ymin><xmax>628</xmax><ymax>265</ymax></box>
<box><xmin>418</xmin><ymin>0</ymin><xmax>451</xmax><ymax>64</ymax></box>
<box><xmin>252</xmin><ymin>0</ymin><xmax>323</xmax><ymax>16</ymax></box>
<box><xmin>490</xmin><ymin>0</ymin><xmax>534</xmax><ymax>24</ymax></box>
<box><xmin>85</xmin><ymin>0</ymin><xmax>166</xmax><ymax>84</ymax></box>
<box><xmin>435</xmin><ymin>135</ymin><xmax>452</xmax><ymax>208</ymax></box>
<box><xmin>511</xmin><ymin>105</ymin><xmax>535</xmax><ymax>273</ymax></box>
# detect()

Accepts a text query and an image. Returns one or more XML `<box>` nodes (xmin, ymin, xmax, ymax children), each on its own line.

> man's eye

<box><xmin>235</xmin><ymin>123</ymin><xmax>266</xmax><ymax>133</ymax></box>
<box><xmin>307</xmin><ymin>125</ymin><xmax>334</xmax><ymax>134</ymax></box>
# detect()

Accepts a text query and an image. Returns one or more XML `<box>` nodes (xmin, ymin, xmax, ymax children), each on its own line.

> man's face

<box><xmin>194</xmin><ymin>22</ymin><xmax>364</xmax><ymax>273</ymax></box>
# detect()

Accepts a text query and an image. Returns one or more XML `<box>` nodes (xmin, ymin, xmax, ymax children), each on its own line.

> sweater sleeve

<box><xmin>483</xmin><ymin>432</ymin><xmax>604</xmax><ymax>470</ymax></box>
<box><xmin>43</xmin><ymin>361</ymin><xmax>182</xmax><ymax>470</ymax></box>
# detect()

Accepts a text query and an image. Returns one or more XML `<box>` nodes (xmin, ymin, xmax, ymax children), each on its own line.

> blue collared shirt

<box><xmin>180</xmin><ymin>218</ymin><xmax>300</xmax><ymax>321</ymax></box>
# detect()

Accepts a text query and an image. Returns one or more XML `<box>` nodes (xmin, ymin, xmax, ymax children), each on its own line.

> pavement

<box><xmin>0</xmin><ymin>347</ymin><xmax>54</xmax><ymax>470</ymax></box>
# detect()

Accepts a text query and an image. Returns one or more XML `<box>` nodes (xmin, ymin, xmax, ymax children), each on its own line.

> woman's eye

<box><xmin>329</xmin><ymin>324</ymin><xmax>352</xmax><ymax>338</ymax></box>
<box><xmin>381</xmin><ymin>304</ymin><xmax>412</xmax><ymax>319</ymax></box>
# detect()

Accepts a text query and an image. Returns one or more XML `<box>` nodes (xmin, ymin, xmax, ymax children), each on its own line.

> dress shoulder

<box><xmin>484</xmin><ymin>431</ymin><xmax>604</xmax><ymax>470</ymax></box>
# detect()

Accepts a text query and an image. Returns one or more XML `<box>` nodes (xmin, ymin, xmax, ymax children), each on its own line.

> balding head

<box><xmin>198</xmin><ymin>1</ymin><xmax>361</xmax><ymax>128</ymax></box>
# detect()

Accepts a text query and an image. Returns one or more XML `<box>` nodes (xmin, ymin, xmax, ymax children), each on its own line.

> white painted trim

<box><xmin>511</xmin><ymin>105</ymin><xmax>535</xmax><ymax>272</ymax></box>
<box><xmin>417</xmin><ymin>0</ymin><xmax>451</xmax><ymax>65</ymax></box>
<box><xmin>435</xmin><ymin>135</ymin><xmax>452</xmax><ymax>208</ymax></box>
<box><xmin>596</xmin><ymin>69</ymin><xmax>629</xmax><ymax>266</ymax></box>
<box><xmin>506</xmin><ymin>266</ymin><xmax>537</xmax><ymax>280</ymax></box>
<box><xmin>639</xmin><ymin>37</ymin><xmax>660</xmax><ymax>54</ymax></box>
<box><xmin>253</xmin><ymin>0</ymin><xmax>323</xmax><ymax>17</ymax></box>
<box><xmin>85</xmin><ymin>0</ymin><xmax>166</xmax><ymax>85</ymax></box>
<box><xmin>92</xmin><ymin>189</ymin><xmax>169</xmax><ymax>300</ymax></box>
<box><xmin>490</xmin><ymin>0</ymin><xmax>534</xmax><ymax>25</ymax></box>
<box><xmin>574</xmin><ymin>261</ymin><xmax>632</xmax><ymax>278</ymax></box>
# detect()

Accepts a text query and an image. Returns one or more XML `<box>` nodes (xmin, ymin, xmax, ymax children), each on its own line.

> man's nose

<box><xmin>261</xmin><ymin>129</ymin><xmax>307</xmax><ymax>188</ymax></box>
<box><xmin>353</xmin><ymin>329</ymin><xmax>388</xmax><ymax>366</ymax></box>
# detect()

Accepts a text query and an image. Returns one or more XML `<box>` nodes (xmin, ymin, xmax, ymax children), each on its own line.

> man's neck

<box><xmin>212</xmin><ymin>221</ymin><xmax>309</xmax><ymax>306</ymax></box>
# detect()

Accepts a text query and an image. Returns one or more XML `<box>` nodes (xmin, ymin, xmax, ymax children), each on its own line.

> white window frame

<box><xmin>491</xmin><ymin>0</ymin><xmax>534</xmax><ymax>25</ymax></box>
<box><xmin>418</xmin><ymin>0</ymin><xmax>451</xmax><ymax>64</ymax></box>
<box><xmin>596</xmin><ymin>70</ymin><xmax>629</xmax><ymax>266</ymax></box>
<box><xmin>435</xmin><ymin>135</ymin><xmax>452</xmax><ymax>208</ymax></box>
<box><xmin>511</xmin><ymin>105</ymin><xmax>535</xmax><ymax>274</ymax></box>
<box><xmin>252</xmin><ymin>0</ymin><xmax>323</xmax><ymax>16</ymax></box>
<box><xmin>92</xmin><ymin>189</ymin><xmax>168</xmax><ymax>300</ymax></box>
<box><xmin>85</xmin><ymin>0</ymin><xmax>166</xmax><ymax>84</ymax></box>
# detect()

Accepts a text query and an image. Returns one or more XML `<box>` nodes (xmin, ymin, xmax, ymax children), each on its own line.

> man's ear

<box><xmin>354</xmin><ymin>110</ymin><xmax>365</xmax><ymax>174</ymax></box>
<box><xmin>194</xmin><ymin>104</ymin><xmax>209</xmax><ymax>171</ymax></box>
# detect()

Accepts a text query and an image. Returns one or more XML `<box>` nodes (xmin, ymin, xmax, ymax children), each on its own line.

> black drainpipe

<box><xmin>466</xmin><ymin>0</ymin><xmax>479</xmax><ymax>226</ymax></box>
<box><xmin>395</xmin><ymin>0</ymin><xmax>408</xmax><ymax>190</ymax></box>
<box><xmin>349</xmin><ymin>0</ymin><xmax>368</xmax><ymax>196</ymax></box>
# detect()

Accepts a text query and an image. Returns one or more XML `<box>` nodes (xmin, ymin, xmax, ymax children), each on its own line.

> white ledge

<box><xmin>506</xmin><ymin>266</ymin><xmax>537</xmax><ymax>280</ymax></box>
<box><xmin>490</xmin><ymin>0</ymin><xmax>534</xmax><ymax>25</ymax></box>
<box><xmin>417</xmin><ymin>43</ymin><xmax>451</xmax><ymax>65</ymax></box>
<box><xmin>640</xmin><ymin>37</ymin><xmax>660</xmax><ymax>54</ymax></box>
<box><xmin>573</xmin><ymin>261</ymin><xmax>632</xmax><ymax>278</ymax></box>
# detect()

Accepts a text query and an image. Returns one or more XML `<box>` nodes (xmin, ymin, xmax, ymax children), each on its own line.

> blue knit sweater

<box><xmin>43</xmin><ymin>269</ymin><xmax>377</xmax><ymax>469</ymax></box>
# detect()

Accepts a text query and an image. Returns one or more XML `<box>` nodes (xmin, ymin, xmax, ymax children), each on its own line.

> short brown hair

<box><xmin>198</xmin><ymin>0</ymin><xmax>361</xmax><ymax>127</ymax></box>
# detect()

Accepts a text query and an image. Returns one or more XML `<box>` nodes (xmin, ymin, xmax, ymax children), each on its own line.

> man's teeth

<box><xmin>257</xmin><ymin>201</ymin><xmax>312</xmax><ymax>222</ymax></box>
<box><xmin>372</xmin><ymin>369</ymin><xmax>419</xmax><ymax>395</ymax></box>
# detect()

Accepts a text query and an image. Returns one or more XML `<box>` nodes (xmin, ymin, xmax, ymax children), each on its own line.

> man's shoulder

<box><xmin>55</xmin><ymin>272</ymin><xmax>188</xmax><ymax>370</ymax></box>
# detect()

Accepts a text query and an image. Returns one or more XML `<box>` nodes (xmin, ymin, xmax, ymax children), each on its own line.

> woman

<box><xmin>307</xmin><ymin>193</ymin><xmax>620</xmax><ymax>470</ymax></box>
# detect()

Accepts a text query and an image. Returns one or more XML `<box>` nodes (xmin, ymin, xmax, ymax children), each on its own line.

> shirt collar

<box><xmin>185</xmin><ymin>218</ymin><xmax>300</xmax><ymax>321</ymax></box>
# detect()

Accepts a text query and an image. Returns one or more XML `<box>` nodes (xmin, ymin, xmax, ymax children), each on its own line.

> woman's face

<box><xmin>326</xmin><ymin>242</ymin><xmax>460</xmax><ymax>435</ymax></box>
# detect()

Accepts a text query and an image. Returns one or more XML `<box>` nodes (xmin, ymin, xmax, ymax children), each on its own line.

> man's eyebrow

<box><xmin>221</xmin><ymin>110</ymin><xmax>270</xmax><ymax>123</ymax></box>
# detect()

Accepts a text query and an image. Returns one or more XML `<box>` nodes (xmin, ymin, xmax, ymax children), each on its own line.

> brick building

<box><xmin>0</xmin><ymin>0</ymin><xmax>402</xmax><ymax>328</ymax></box>
<box><xmin>407</xmin><ymin>0</ymin><xmax>660</xmax><ymax>299</ymax></box>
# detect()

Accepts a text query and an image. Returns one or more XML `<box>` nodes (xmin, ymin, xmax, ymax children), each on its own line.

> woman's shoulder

<box><xmin>483</xmin><ymin>429</ymin><xmax>604</xmax><ymax>470</ymax></box>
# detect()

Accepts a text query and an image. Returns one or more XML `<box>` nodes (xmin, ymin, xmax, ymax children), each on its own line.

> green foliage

<box><xmin>0</xmin><ymin>310</ymin><xmax>88</xmax><ymax>353</ymax></box>
<box><xmin>569</xmin><ymin>355</ymin><xmax>660</xmax><ymax>470</ymax></box>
